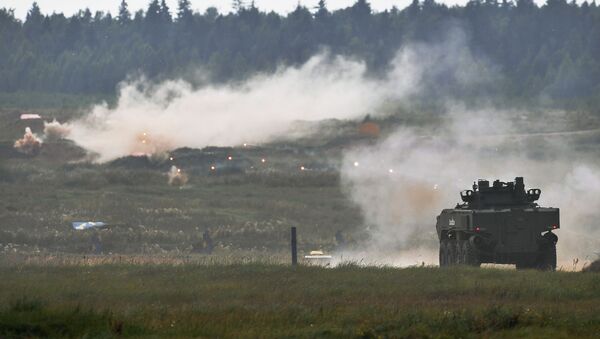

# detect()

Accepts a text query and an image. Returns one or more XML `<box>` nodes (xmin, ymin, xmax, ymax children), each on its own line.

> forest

<box><xmin>0</xmin><ymin>0</ymin><xmax>599</xmax><ymax>109</ymax></box>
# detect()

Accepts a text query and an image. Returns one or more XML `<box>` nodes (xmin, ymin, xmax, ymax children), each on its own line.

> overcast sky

<box><xmin>3</xmin><ymin>0</ymin><xmax>474</xmax><ymax>20</ymax></box>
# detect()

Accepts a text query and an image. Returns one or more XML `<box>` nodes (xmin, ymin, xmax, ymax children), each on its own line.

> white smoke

<box><xmin>340</xmin><ymin>108</ymin><xmax>600</xmax><ymax>268</ymax></box>
<box><xmin>61</xmin><ymin>26</ymin><xmax>598</xmax><ymax>268</ymax></box>
<box><xmin>167</xmin><ymin>165</ymin><xmax>188</xmax><ymax>186</ymax></box>
<box><xmin>43</xmin><ymin>119</ymin><xmax>71</xmax><ymax>141</ymax></box>
<box><xmin>67</xmin><ymin>28</ymin><xmax>481</xmax><ymax>162</ymax></box>
<box><xmin>14</xmin><ymin>127</ymin><xmax>42</xmax><ymax>155</ymax></box>
<box><xmin>69</xmin><ymin>54</ymin><xmax>380</xmax><ymax>161</ymax></box>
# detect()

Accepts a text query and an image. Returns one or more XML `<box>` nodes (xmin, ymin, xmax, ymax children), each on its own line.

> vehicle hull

<box><xmin>436</xmin><ymin>207</ymin><xmax>559</xmax><ymax>265</ymax></box>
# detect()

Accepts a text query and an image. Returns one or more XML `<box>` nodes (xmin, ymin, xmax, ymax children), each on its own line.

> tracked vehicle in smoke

<box><xmin>436</xmin><ymin>177</ymin><xmax>559</xmax><ymax>270</ymax></box>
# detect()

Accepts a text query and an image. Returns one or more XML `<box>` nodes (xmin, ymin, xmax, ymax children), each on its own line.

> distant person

<box><xmin>203</xmin><ymin>229</ymin><xmax>214</xmax><ymax>254</ymax></box>
<box><xmin>91</xmin><ymin>232</ymin><xmax>103</xmax><ymax>254</ymax></box>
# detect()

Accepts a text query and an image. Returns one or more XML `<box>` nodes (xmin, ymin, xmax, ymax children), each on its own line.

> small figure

<box><xmin>91</xmin><ymin>232</ymin><xmax>103</xmax><ymax>254</ymax></box>
<box><xmin>192</xmin><ymin>229</ymin><xmax>214</xmax><ymax>254</ymax></box>
<box><xmin>203</xmin><ymin>229</ymin><xmax>214</xmax><ymax>254</ymax></box>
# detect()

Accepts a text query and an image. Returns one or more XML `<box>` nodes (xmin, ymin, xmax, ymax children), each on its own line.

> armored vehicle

<box><xmin>436</xmin><ymin>177</ymin><xmax>559</xmax><ymax>270</ymax></box>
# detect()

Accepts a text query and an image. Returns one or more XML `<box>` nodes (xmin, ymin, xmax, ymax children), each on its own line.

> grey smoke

<box><xmin>340</xmin><ymin>106</ymin><xmax>600</xmax><ymax>268</ymax></box>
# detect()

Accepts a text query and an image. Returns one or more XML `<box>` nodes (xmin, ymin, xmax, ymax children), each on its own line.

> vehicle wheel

<box><xmin>462</xmin><ymin>240</ymin><xmax>480</xmax><ymax>267</ymax></box>
<box><xmin>515</xmin><ymin>258</ymin><xmax>536</xmax><ymax>270</ymax></box>
<box><xmin>455</xmin><ymin>241</ymin><xmax>464</xmax><ymax>265</ymax></box>
<box><xmin>439</xmin><ymin>241</ymin><xmax>447</xmax><ymax>267</ymax></box>
<box><xmin>515</xmin><ymin>262</ymin><xmax>527</xmax><ymax>270</ymax></box>
<box><xmin>446</xmin><ymin>240</ymin><xmax>456</xmax><ymax>265</ymax></box>
<box><xmin>537</xmin><ymin>242</ymin><xmax>557</xmax><ymax>271</ymax></box>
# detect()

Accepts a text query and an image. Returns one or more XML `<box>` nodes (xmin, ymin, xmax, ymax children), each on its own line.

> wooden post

<box><xmin>291</xmin><ymin>227</ymin><xmax>297</xmax><ymax>266</ymax></box>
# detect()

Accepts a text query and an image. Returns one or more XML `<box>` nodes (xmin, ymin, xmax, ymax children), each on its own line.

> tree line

<box><xmin>0</xmin><ymin>0</ymin><xmax>599</xmax><ymax>108</ymax></box>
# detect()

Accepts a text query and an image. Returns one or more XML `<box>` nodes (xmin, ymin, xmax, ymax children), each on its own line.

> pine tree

<box><xmin>160</xmin><ymin>0</ymin><xmax>172</xmax><ymax>24</ymax></box>
<box><xmin>2</xmin><ymin>0</ymin><xmax>600</xmax><ymax>104</ymax></box>
<box><xmin>501</xmin><ymin>0</ymin><xmax>513</xmax><ymax>9</ymax></box>
<box><xmin>118</xmin><ymin>0</ymin><xmax>131</xmax><ymax>23</ymax></box>
<box><xmin>177</xmin><ymin>0</ymin><xmax>193</xmax><ymax>22</ymax></box>
<box><xmin>516</xmin><ymin>0</ymin><xmax>536</xmax><ymax>10</ymax></box>
<box><xmin>232</xmin><ymin>0</ymin><xmax>246</xmax><ymax>13</ymax></box>
<box><xmin>352</xmin><ymin>0</ymin><xmax>372</xmax><ymax>16</ymax></box>
<box><xmin>146</xmin><ymin>0</ymin><xmax>161</xmax><ymax>24</ymax></box>
<box><xmin>24</xmin><ymin>2</ymin><xmax>45</xmax><ymax>39</ymax></box>
<box><xmin>81</xmin><ymin>8</ymin><xmax>92</xmax><ymax>23</ymax></box>
<box><xmin>26</xmin><ymin>2</ymin><xmax>43</xmax><ymax>23</ymax></box>
<box><xmin>408</xmin><ymin>0</ymin><xmax>420</xmax><ymax>15</ymax></box>
<box><xmin>315</xmin><ymin>0</ymin><xmax>329</xmax><ymax>20</ymax></box>
<box><xmin>145</xmin><ymin>0</ymin><xmax>164</xmax><ymax>44</ymax></box>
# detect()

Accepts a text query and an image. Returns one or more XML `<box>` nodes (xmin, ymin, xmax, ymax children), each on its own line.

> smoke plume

<box><xmin>43</xmin><ymin>119</ymin><xmax>71</xmax><ymax>141</ymax></box>
<box><xmin>167</xmin><ymin>165</ymin><xmax>189</xmax><ymax>186</ymax></box>
<box><xmin>340</xmin><ymin>108</ymin><xmax>600</xmax><ymax>268</ymax></box>
<box><xmin>14</xmin><ymin>127</ymin><xmax>42</xmax><ymax>155</ymax></box>
<box><xmin>67</xmin><ymin>28</ymin><xmax>482</xmax><ymax>162</ymax></box>
<box><xmin>62</xmin><ymin>26</ymin><xmax>598</xmax><ymax>268</ymax></box>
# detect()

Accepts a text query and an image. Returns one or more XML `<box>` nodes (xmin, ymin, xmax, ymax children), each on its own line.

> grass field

<box><xmin>0</xmin><ymin>264</ymin><xmax>598</xmax><ymax>338</ymax></box>
<box><xmin>0</xmin><ymin>147</ymin><xmax>368</xmax><ymax>256</ymax></box>
<box><xmin>0</xmin><ymin>103</ymin><xmax>386</xmax><ymax>258</ymax></box>
<box><xmin>2</xmin><ymin>101</ymin><xmax>600</xmax><ymax>338</ymax></box>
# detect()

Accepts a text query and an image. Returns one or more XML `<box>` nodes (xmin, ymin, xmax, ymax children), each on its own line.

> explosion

<box><xmin>131</xmin><ymin>131</ymin><xmax>173</xmax><ymax>160</ymax></box>
<box><xmin>43</xmin><ymin>119</ymin><xmax>71</xmax><ymax>141</ymax></box>
<box><xmin>167</xmin><ymin>165</ymin><xmax>188</xmax><ymax>186</ymax></box>
<box><xmin>14</xmin><ymin>127</ymin><xmax>42</xmax><ymax>155</ymax></box>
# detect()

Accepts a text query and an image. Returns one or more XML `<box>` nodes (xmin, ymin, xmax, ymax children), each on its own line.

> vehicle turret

<box><xmin>458</xmin><ymin>177</ymin><xmax>541</xmax><ymax>209</ymax></box>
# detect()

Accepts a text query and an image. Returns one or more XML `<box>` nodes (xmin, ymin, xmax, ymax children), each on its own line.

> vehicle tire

<box><xmin>439</xmin><ymin>241</ymin><xmax>447</xmax><ymax>267</ymax></box>
<box><xmin>516</xmin><ymin>257</ymin><xmax>538</xmax><ymax>269</ymax></box>
<box><xmin>537</xmin><ymin>242</ymin><xmax>557</xmax><ymax>271</ymax></box>
<box><xmin>447</xmin><ymin>240</ymin><xmax>456</xmax><ymax>265</ymax></box>
<box><xmin>455</xmin><ymin>241</ymin><xmax>464</xmax><ymax>265</ymax></box>
<box><xmin>462</xmin><ymin>240</ymin><xmax>480</xmax><ymax>267</ymax></box>
<box><xmin>440</xmin><ymin>240</ymin><xmax>450</xmax><ymax>267</ymax></box>
<box><xmin>515</xmin><ymin>261</ymin><xmax>529</xmax><ymax>270</ymax></box>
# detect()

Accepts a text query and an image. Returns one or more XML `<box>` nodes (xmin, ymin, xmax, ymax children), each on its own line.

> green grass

<box><xmin>0</xmin><ymin>264</ymin><xmax>598</xmax><ymax>338</ymax></box>
<box><xmin>0</xmin><ymin>156</ymin><xmax>365</xmax><ymax>255</ymax></box>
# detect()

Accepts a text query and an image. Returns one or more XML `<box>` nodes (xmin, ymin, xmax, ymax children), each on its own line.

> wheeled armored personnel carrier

<box><xmin>436</xmin><ymin>177</ymin><xmax>559</xmax><ymax>270</ymax></box>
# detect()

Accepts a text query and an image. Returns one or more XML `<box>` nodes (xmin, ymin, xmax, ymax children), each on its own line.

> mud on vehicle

<box><xmin>436</xmin><ymin>177</ymin><xmax>559</xmax><ymax>270</ymax></box>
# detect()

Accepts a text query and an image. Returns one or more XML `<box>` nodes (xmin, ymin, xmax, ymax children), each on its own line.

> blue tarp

<box><xmin>72</xmin><ymin>221</ymin><xmax>107</xmax><ymax>230</ymax></box>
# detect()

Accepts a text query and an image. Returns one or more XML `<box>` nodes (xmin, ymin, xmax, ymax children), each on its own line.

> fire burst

<box><xmin>14</xmin><ymin>127</ymin><xmax>42</xmax><ymax>155</ymax></box>
<box><xmin>168</xmin><ymin>165</ymin><xmax>188</xmax><ymax>186</ymax></box>
<box><xmin>130</xmin><ymin>131</ymin><xmax>173</xmax><ymax>159</ymax></box>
